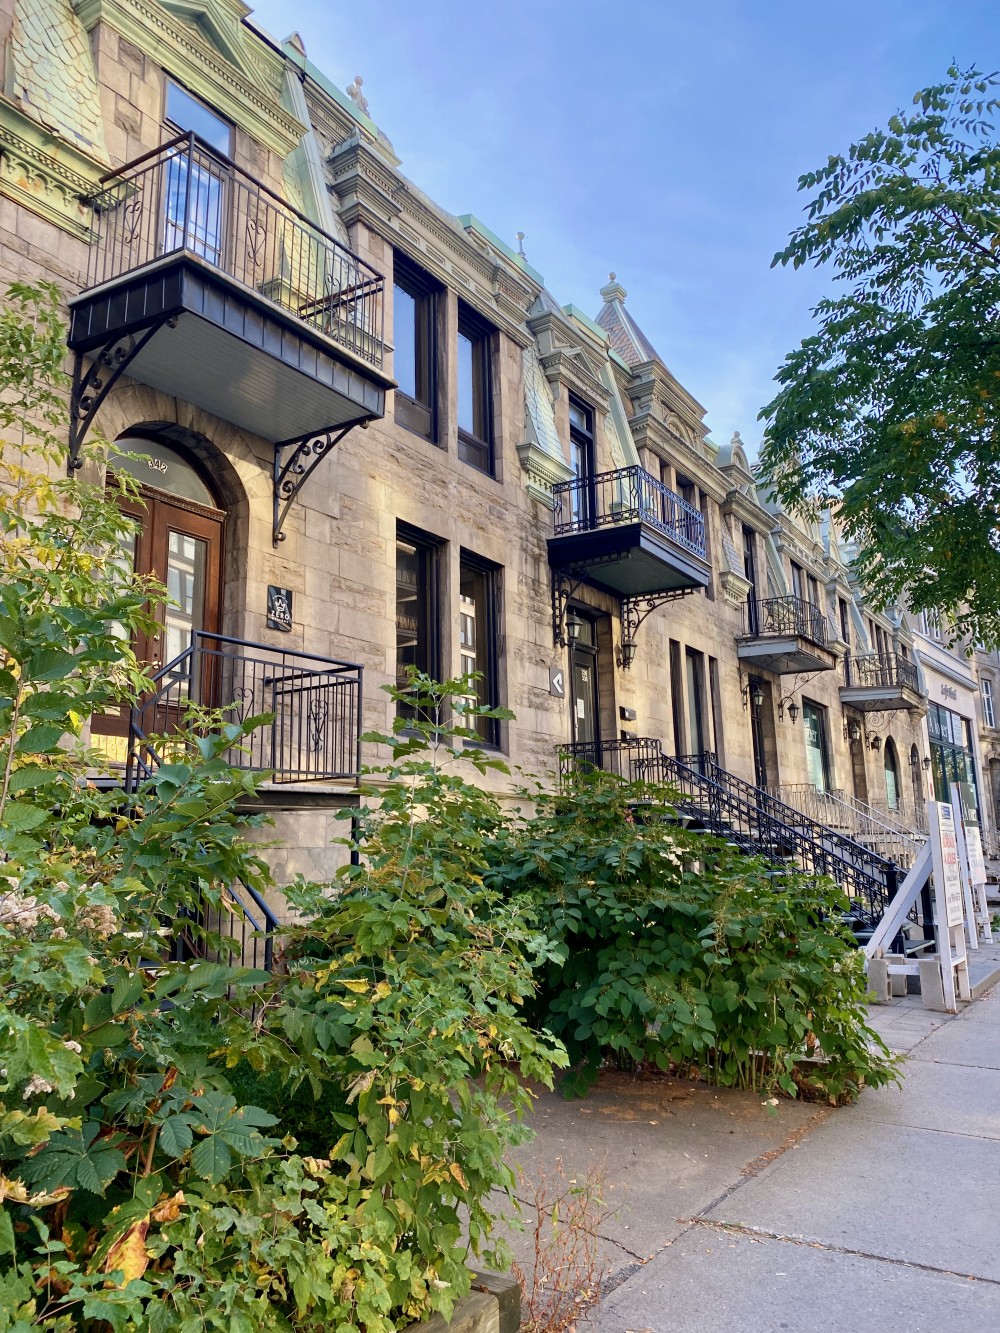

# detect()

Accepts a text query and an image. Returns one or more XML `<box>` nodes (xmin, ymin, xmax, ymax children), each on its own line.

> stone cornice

<box><xmin>536</xmin><ymin>347</ymin><xmax>609</xmax><ymax>404</ymax></box>
<box><xmin>0</xmin><ymin>98</ymin><xmax>105</xmax><ymax>237</ymax></box>
<box><xmin>516</xmin><ymin>441</ymin><xmax>573</xmax><ymax>508</ymax></box>
<box><xmin>721</xmin><ymin>487</ymin><xmax>777</xmax><ymax>534</ymax></box>
<box><xmin>629</xmin><ymin>411</ymin><xmax>726</xmax><ymax>500</ymax></box>
<box><xmin>326</xmin><ymin>136</ymin><xmax>534</xmax><ymax>348</ymax></box>
<box><xmin>72</xmin><ymin>0</ymin><xmax>302</xmax><ymax>156</ymax></box>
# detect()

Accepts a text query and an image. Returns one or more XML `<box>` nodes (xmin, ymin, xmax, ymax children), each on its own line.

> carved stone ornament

<box><xmin>720</xmin><ymin>568</ymin><xmax>752</xmax><ymax>609</ymax></box>
<box><xmin>516</xmin><ymin>441</ymin><xmax>573</xmax><ymax>508</ymax></box>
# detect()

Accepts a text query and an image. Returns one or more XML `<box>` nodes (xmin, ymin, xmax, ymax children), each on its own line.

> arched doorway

<box><xmin>883</xmin><ymin>738</ymin><xmax>901</xmax><ymax>813</ymax></box>
<box><xmin>92</xmin><ymin>436</ymin><xmax>225</xmax><ymax>758</ymax></box>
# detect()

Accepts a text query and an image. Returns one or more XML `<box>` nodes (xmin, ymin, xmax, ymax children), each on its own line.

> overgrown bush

<box><xmin>489</xmin><ymin>773</ymin><xmax>900</xmax><ymax>1103</ymax></box>
<box><xmin>0</xmin><ymin>286</ymin><xmax>564</xmax><ymax>1331</ymax></box>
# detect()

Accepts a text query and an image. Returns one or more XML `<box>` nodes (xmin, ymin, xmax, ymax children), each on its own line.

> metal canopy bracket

<box><xmin>272</xmin><ymin>421</ymin><xmax>367</xmax><ymax>545</ymax></box>
<box><xmin>619</xmin><ymin>588</ymin><xmax>695</xmax><ymax>669</ymax></box>
<box><xmin>68</xmin><ymin>319</ymin><xmax>176</xmax><ymax>472</ymax></box>
<box><xmin>551</xmin><ymin>567</ymin><xmax>590</xmax><ymax>647</ymax></box>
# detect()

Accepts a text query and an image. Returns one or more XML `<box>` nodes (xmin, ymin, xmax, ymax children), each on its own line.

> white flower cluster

<box><xmin>0</xmin><ymin>880</ymin><xmax>58</xmax><ymax>933</ymax></box>
<box><xmin>22</xmin><ymin>1074</ymin><xmax>55</xmax><ymax>1099</ymax></box>
<box><xmin>77</xmin><ymin>903</ymin><xmax>118</xmax><ymax>938</ymax></box>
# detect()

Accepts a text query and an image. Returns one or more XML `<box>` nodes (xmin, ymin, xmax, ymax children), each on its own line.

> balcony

<box><xmin>548</xmin><ymin>466</ymin><xmax>711</xmax><ymax>598</ymax></box>
<box><xmin>68</xmin><ymin>133</ymin><xmax>393</xmax><ymax>470</ymax></box>
<box><xmin>840</xmin><ymin>652</ymin><xmax>925</xmax><ymax>713</ymax></box>
<box><xmin>128</xmin><ymin>633</ymin><xmax>363</xmax><ymax>787</ymax></box>
<box><xmin>736</xmin><ymin>595</ymin><xmax>835</xmax><ymax>674</ymax></box>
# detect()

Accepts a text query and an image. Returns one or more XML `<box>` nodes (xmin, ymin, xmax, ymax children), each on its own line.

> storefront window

<box><xmin>927</xmin><ymin>701</ymin><xmax>980</xmax><ymax>815</ymax></box>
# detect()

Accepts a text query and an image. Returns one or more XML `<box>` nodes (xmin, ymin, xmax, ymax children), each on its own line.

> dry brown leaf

<box><xmin>103</xmin><ymin>1218</ymin><xmax>150</xmax><ymax>1285</ymax></box>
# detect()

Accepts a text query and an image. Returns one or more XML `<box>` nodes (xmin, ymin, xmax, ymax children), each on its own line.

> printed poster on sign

<box><xmin>931</xmin><ymin>802</ymin><xmax>965</xmax><ymax>928</ymax></box>
<box><xmin>267</xmin><ymin>585</ymin><xmax>293</xmax><ymax>632</ymax></box>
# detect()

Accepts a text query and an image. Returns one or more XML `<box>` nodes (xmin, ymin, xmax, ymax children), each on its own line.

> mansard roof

<box><xmin>594</xmin><ymin>275</ymin><xmax>662</xmax><ymax>368</ymax></box>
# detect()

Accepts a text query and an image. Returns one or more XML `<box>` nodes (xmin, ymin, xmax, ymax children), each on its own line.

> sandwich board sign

<box><xmin>950</xmin><ymin>783</ymin><xmax>992</xmax><ymax>945</ymax></box>
<box><xmin>928</xmin><ymin>800</ymin><xmax>971</xmax><ymax>1012</ymax></box>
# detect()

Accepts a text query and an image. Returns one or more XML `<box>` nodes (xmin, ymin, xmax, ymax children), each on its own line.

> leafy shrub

<box><xmin>0</xmin><ymin>287</ymin><xmax>564</xmax><ymax>1331</ymax></box>
<box><xmin>489</xmin><ymin>772</ymin><xmax>899</xmax><ymax>1103</ymax></box>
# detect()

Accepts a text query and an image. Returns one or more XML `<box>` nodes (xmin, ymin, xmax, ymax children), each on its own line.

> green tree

<box><xmin>760</xmin><ymin>65</ymin><xmax>1000</xmax><ymax>644</ymax></box>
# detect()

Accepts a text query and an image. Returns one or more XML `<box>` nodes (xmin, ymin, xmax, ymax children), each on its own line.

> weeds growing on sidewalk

<box><xmin>511</xmin><ymin>1160</ymin><xmax>612</xmax><ymax>1333</ymax></box>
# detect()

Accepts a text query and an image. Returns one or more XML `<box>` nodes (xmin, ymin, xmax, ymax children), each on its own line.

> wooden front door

<box><xmin>92</xmin><ymin>481</ymin><xmax>224</xmax><ymax>757</ymax></box>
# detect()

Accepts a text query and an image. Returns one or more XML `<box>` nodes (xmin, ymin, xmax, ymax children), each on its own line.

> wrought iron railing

<box><xmin>635</xmin><ymin>751</ymin><xmax>911</xmax><ymax>930</ymax></box>
<box><xmin>743</xmin><ymin>595</ymin><xmax>827</xmax><ymax>646</ymax></box>
<box><xmin>843</xmin><ymin>651</ymin><xmax>920</xmax><ymax>693</ymax></box>
<box><xmin>128</xmin><ymin>632</ymin><xmax>363</xmax><ymax>786</ymax></box>
<box><xmin>558</xmin><ymin>736</ymin><xmax>663</xmax><ymax>782</ymax></box>
<box><xmin>772</xmin><ymin>782</ymin><xmax>925</xmax><ymax>870</ymax></box>
<box><xmin>172</xmin><ymin>877</ymin><xmax>278</xmax><ymax>976</ymax></box>
<box><xmin>87</xmin><ymin>132</ymin><xmax>384</xmax><ymax>367</ymax></box>
<box><xmin>552</xmin><ymin>466</ymin><xmax>706</xmax><ymax>558</ymax></box>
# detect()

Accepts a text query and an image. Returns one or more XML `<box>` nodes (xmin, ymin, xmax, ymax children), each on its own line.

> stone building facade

<box><xmin>0</xmin><ymin>0</ymin><xmax>985</xmax><ymax>900</ymax></box>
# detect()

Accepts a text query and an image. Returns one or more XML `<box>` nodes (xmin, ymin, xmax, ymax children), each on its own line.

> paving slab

<box><xmin>704</xmin><ymin>1115</ymin><xmax>1000</xmax><ymax>1281</ymax></box>
<box><xmin>848</xmin><ymin>1058</ymin><xmax>1000</xmax><ymax>1138</ymax></box>
<box><xmin>498</xmin><ymin>1072</ymin><xmax>825</xmax><ymax>1277</ymax></box>
<box><xmin>586</xmin><ymin>1230</ymin><xmax>1000</xmax><ymax>1333</ymax></box>
<box><xmin>904</xmin><ymin>1018</ymin><xmax>1000</xmax><ymax>1068</ymax></box>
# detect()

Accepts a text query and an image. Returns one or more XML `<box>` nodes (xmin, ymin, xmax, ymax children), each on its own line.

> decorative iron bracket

<box><xmin>619</xmin><ymin>588</ymin><xmax>695</xmax><ymax>669</ymax></box>
<box><xmin>68</xmin><ymin>319</ymin><xmax>176</xmax><ymax>471</ymax></box>
<box><xmin>272</xmin><ymin>421</ymin><xmax>366</xmax><ymax>545</ymax></box>
<box><xmin>551</xmin><ymin>567</ymin><xmax>589</xmax><ymax>648</ymax></box>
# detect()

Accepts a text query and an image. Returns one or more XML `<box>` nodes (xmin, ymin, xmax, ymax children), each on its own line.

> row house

<box><xmin>0</xmin><ymin>0</ymin><xmax>986</xmax><ymax>919</ymax></box>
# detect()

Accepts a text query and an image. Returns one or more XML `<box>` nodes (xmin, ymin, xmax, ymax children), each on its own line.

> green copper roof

<box><xmin>8</xmin><ymin>0</ymin><xmax>108</xmax><ymax>162</ymax></box>
<box><xmin>457</xmin><ymin>214</ymin><xmax>544</xmax><ymax>286</ymax></box>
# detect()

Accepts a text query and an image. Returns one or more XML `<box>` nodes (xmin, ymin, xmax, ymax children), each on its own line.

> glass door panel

<box><xmin>163</xmin><ymin>530</ymin><xmax>209</xmax><ymax>686</ymax></box>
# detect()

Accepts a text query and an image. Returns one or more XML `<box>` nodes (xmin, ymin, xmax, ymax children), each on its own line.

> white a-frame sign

<box><xmin>928</xmin><ymin>800</ymin><xmax>971</xmax><ymax>1013</ymax></box>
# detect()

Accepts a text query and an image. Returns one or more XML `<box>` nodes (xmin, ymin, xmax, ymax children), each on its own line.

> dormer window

<box><xmin>164</xmin><ymin>79</ymin><xmax>232</xmax><ymax>153</ymax></box>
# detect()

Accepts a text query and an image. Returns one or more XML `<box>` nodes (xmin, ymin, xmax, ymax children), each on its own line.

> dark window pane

<box><xmin>396</xmin><ymin>533</ymin><xmax>439</xmax><ymax>718</ymax></box>
<box><xmin>393</xmin><ymin>284</ymin><xmax>417</xmax><ymax>399</ymax></box>
<box><xmin>165</xmin><ymin>81</ymin><xmax>232</xmax><ymax>153</ymax></box>
<box><xmin>459</xmin><ymin>558</ymin><xmax>500</xmax><ymax>744</ymax></box>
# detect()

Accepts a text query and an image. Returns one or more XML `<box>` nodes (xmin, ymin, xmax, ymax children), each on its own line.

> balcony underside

<box><xmin>68</xmin><ymin>254</ymin><xmax>391</xmax><ymax>444</ymax></box>
<box><xmin>736</xmin><ymin>635</ymin><xmax>835</xmax><ymax>675</ymax></box>
<box><xmin>840</xmin><ymin>684</ymin><xmax>927</xmax><ymax>714</ymax></box>
<box><xmin>548</xmin><ymin>522</ymin><xmax>711</xmax><ymax>599</ymax></box>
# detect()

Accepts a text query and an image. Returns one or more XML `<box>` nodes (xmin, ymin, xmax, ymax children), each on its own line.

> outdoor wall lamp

<box><xmin>740</xmin><ymin>675</ymin><xmax>764</xmax><ymax>713</ymax></box>
<box><xmin>616</xmin><ymin>637</ymin><xmax>637</xmax><ymax>670</ymax></box>
<box><xmin>566</xmin><ymin>611</ymin><xmax>581</xmax><ymax>645</ymax></box>
<box><xmin>869</xmin><ymin>734</ymin><xmax>882</xmax><ymax>753</ymax></box>
<box><xmin>923</xmin><ymin>754</ymin><xmax>933</xmax><ymax>771</ymax></box>
<box><xmin>778</xmin><ymin>695</ymin><xmax>799</xmax><ymax>723</ymax></box>
<box><xmin>844</xmin><ymin>719</ymin><xmax>863</xmax><ymax>744</ymax></box>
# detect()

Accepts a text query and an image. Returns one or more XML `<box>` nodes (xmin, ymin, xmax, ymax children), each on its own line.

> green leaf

<box><xmin>0</xmin><ymin>1208</ymin><xmax>16</xmax><ymax>1258</ymax></box>
<box><xmin>14</xmin><ymin>723</ymin><xmax>66</xmax><ymax>754</ymax></box>
<box><xmin>0</xmin><ymin>799</ymin><xmax>47</xmax><ymax>832</ymax></box>
<box><xmin>190</xmin><ymin>1134</ymin><xmax>232</xmax><ymax>1183</ymax></box>
<box><xmin>110</xmin><ymin>973</ymin><xmax>144</xmax><ymax>1015</ymax></box>
<box><xmin>158</xmin><ymin>1114</ymin><xmax>194</xmax><ymax>1158</ymax></box>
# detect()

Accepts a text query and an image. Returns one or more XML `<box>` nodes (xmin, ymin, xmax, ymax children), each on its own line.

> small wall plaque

<box><xmin>267</xmin><ymin>585</ymin><xmax>293</xmax><ymax>632</ymax></box>
<box><xmin>549</xmin><ymin>665</ymin><xmax>566</xmax><ymax>698</ymax></box>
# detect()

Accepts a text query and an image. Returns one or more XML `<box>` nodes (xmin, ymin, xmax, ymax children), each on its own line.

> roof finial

<box><xmin>600</xmin><ymin>272</ymin><xmax>627</xmax><ymax>303</ymax></box>
<box><xmin>285</xmin><ymin>31</ymin><xmax>307</xmax><ymax>58</ymax></box>
<box><xmin>516</xmin><ymin>231</ymin><xmax>526</xmax><ymax>258</ymax></box>
<box><xmin>346</xmin><ymin>76</ymin><xmax>370</xmax><ymax>117</ymax></box>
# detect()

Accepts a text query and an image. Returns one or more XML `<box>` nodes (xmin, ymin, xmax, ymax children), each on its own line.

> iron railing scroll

<box><xmin>743</xmin><ymin>595</ymin><xmax>828</xmax><ymax>647</ymax></box>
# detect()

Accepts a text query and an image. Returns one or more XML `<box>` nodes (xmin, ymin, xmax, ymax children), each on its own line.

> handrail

<box><xmin>551</xmin><ymin>465</ymin><xmax>707</xmax><ymax>558</ymax></box>
<box><xmin>743</xmin><ymin>595</ymin><xmax>827</xmax><ymax>646</ymax></box>
<box><xmin>86</xmin><ymin>132</ymin><xmax>385</xmax><ymax>368</ymax></box>
<box><xmin>638</xmin><ymin>752</ymin><xmax>899</xmax><ymax>926</ymax></box>
<box><xmin>128</xmin><ymin>631</ymin><xmax>364</xmax><ymax>786</ymax></box>
<box><xmin>843</xmin><ymin>651</ymin><xmax>921</xmax><ymax>693</ymax></box>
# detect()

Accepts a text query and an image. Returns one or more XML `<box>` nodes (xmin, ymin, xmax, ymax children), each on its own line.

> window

<box><xmin>163</xmin><ymin>81</ymin><xmax>232</xmax><ymax>264</ymax></box>
<box><xmin>922</xmin><ymin>608</ymin><xmax>942</xmax><ymax>640</ymax></box>
<box><xmin>884</xmin><ymin>739</ymin><xmax>901</xmax><ymax>811</ymax></box>
<box><xmin>165</xmin><ymin>80</ymin><xmax>232</xmax><ymax>153</ymax></box>
<box><xmin>568</xmin><ymin>395</ymin><xmax>595</xmax><ymax>526</ymax></box>
<box><xmin>458</xmin><ymin>553</ymin><xmax>502</xmax><ymax>744</ymax></box>
<box><xmin>676</xmin><ymin>474</ymin><xmax>697</xmax><ymax>509</ymax></box>
<box><xmin>395</xmin><ymin>525</ymin><xmax>440</xmax><ymax>718</ymax></box>
<box><xmin>984</xmin><ymin>678</ymin><xmax>996</xmax><ymax>729</ymax></box>
<box><xmin>457</xmin><ymin>304</ymin><xmax>495</xmax><ymax>474</ymax></box>
<box><xmin>790</xmin><ymin>561</ymin><xmax>805</xmax><ymax>601</ymax></box>
<box><xmin>807</xmin><ymin>574</ymin><xmax>820</xmax><ymax>609</ymax></box>
<box><xmin>839</xmin><ymin>597</ymin><xmax>851</xmax><ymax>647</ymax></box>
<box><xmin>393</xmin><ymin>253</ymin><xmax>438</xmax><ymax>441</ymax></box>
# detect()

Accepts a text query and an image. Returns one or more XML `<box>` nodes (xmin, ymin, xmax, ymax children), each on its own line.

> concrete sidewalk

<box><xmin>504</xmin><ymin>977</ymin><xmax>1000</xmax><ymax>1333</ymax></box>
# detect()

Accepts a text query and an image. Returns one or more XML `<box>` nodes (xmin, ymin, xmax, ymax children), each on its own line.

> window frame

<box><xmin>392</xmin><ymin>252</ymin><xmax>439</xmax><ymax>443</ymax></box>
<box><xmin>456</xmin><ymin>302</ymin><xmax>496</xmax><ymax>475</ymax></box>
<box><xmin>395</xmin><ymin>523</ymin><xmax>442</xmax><ymax>719</ymax></box>
<box><xmin>984</xmin><ymin>678</ymin><xmax>996</xmax><ymax>729</ymax></box>
<box><xmin>458</xmin><ymin>550</ymin><xmax>503</xmax><ymax>746</ymax></box>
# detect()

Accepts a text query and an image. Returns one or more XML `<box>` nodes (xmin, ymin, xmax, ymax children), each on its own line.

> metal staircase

<box><xmin>560</xmin><ymin>740</ymin><xmax>914</xmax><ymax>931</ymax></box>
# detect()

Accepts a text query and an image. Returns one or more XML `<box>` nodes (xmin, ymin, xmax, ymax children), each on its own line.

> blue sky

<box><xmin>248</xmin><ymin>0</ymin><xmax>998</xmax><ymax>451</ymax></box>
